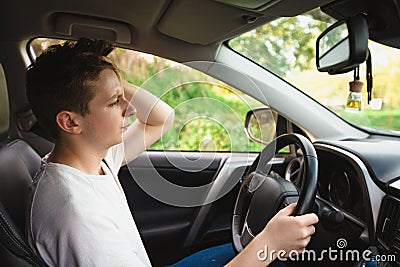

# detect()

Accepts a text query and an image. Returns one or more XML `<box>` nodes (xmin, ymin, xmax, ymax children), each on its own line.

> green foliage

<box><xmin>149</xmin><ymin>82</ymin><xmax>266</xmax><ymax>152</ymax></box>
<box><xmin>336</xmin><ymin>109</ymin><xmax>400</xmax><ymax>132</ymax></box>
<box><xmin>228</xmin><ymin>10</ymin><xmax>333</xmax><ymax>76</ymax></box>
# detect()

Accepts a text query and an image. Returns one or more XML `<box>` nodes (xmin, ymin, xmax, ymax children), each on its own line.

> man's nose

<box><xmin>123</xmin><ymin>97</ymin><xmax>136</xmax><ymax>117</ymax></box>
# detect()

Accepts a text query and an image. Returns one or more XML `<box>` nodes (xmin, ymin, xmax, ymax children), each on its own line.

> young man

<box><xmin>26</xmin><ymin>38</ymin><xmax>318</xmax><ymax>267</ymax></box>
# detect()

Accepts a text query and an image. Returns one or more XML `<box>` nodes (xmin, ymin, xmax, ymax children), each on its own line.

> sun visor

<box><xmin>157</xmin><ymin>0</ymin><xmax>269</xmax><ymax>45</ymax></box>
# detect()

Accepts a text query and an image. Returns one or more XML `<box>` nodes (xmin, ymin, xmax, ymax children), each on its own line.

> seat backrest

<box><xmin>0</xmin><ymin>201</ymin><xmax>47</xmax><ymax>267</ymax></box>
<box><xmin>0</xmin><ymin>139</ymin><xmax>41</xmax><ymax>231</ymax></box>
<box><xmin>0</xmin><ymin>63</ymin><xmax>48</xmax><ymax>266</ymax></box>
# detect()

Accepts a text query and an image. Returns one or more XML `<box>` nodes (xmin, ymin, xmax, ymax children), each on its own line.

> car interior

<box><xmin>2</xmin><ymin>0</ymin><xmax>400</xmax><ymax>266</ymax></box>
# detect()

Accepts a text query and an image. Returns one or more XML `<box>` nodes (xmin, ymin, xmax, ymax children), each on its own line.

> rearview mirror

<box><xmin>316</xmin><ymin>15</ymin><xmax>369</xmax><ymax>74</ymax></box>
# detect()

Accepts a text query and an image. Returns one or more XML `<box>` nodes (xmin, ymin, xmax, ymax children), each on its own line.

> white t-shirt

<box><xmin>26</xmin><ymin>144</ymin><xmax>152</xmax><ymax>267</ymax></box>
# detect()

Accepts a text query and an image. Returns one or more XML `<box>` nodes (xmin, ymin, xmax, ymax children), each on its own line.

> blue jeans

<box><xmin>166</xmin><ymin>243</ymin><xmax>236</xmax><ymax>267</ymax></box>
<box><xmin>166</xmin><ymin>243</ymin><xmax>285</xmax><ymax>267</ymax></box>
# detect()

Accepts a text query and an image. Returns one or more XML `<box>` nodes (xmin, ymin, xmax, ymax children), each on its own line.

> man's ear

<box><xmin>55</xmin><ymin>111</ymin><xmax>82</xmax><ymax>135</ymax></box>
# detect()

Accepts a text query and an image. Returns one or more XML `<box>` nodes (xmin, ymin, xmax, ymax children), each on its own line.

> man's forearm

<box><xmin>122</xmin><ymin>80</ymin><xmax>174</xmax><ymax>127</ymax></box>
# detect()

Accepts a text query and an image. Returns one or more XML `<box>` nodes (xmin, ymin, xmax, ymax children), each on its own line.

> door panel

<box><xmin>118</xmin><ymin>151</ymin><xmax>293</xmax><ymax>266</ymax></box>
<box><xmin>118</xmin><ymin>151</ymin><xmax>249</xmax><ymax>266</ymax></box>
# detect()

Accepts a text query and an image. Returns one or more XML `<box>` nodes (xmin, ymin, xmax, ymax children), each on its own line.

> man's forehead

<box><xmin>87</xmin><ymin>71</ymin><xmax>122</xmax><ymax>99</ymax></box>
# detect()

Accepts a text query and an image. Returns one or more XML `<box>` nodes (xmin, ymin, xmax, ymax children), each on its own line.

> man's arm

<box><xmin>121</xmin><ymin>80</ymin><xmax>174</xmax><ymax>165</ymax></box>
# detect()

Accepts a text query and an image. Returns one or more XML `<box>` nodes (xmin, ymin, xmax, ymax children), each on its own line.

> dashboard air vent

<box><xmin>378</xmin><ymin>196</ymin><xmax>400</xmax><ymax>248</ymax></box>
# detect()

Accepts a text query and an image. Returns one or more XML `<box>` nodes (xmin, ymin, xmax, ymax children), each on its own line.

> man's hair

<box><xmin>26</xmin><ymin>38</ymin><xmax>119</xmax><ymax>140</ymax></box>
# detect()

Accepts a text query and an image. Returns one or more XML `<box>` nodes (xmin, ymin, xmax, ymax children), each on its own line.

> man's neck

<box><xmin>47</xmin><ymin>140</ymin><xmax>108</xmax><ymax>175</ymax></box>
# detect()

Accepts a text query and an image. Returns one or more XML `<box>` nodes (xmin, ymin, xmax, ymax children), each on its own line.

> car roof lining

<box><xmin>3</xmin><ymin>0</ymin><xmax>400</xmax><ymax>61</ymax></box>
<box><xmin>2</xmin><ymin>0</ymin><xmax>332</xmax><ymax>52</ymax></box>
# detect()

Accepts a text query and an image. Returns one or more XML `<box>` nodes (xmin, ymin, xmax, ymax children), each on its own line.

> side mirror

<box><xmin>244</xmin><ymin>107</ymin><xmax>277</xmax><ymax>145</ymax></box>
<box><xmin>316</xmin><ymin>15</ymin><xmax>369</xmax><ymax>74</ymax></box>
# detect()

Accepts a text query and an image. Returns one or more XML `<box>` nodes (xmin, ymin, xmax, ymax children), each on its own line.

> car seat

<box><xmin>0</xmin><ymin>63</ymin><xmax>47</xmax><ymax>266</ymax></box>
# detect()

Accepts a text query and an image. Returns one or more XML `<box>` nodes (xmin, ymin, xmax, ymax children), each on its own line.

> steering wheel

<box><xmin>232</xmin><ymin>133</ymin><xmax>318</xmax><ymax>252</ymax></box>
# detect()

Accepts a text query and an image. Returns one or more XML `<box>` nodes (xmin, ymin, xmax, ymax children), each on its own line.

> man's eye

<box><xmin>110</xmin><ymin>99</ymin><xmax>119</xmax><ymax>106</ymax></box>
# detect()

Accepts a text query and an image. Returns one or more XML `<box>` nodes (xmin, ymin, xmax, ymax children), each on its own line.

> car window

<box><xmin>229</xmin><ymin>8</ymin><xmax>400</xmax><ymax>135</ymax></box>
<box><xmin>29</xmin><ymin>38</ymin><xmax>266</xmax><ymax>152</ymax></box>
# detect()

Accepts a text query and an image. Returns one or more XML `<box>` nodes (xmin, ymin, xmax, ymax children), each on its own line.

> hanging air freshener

<box><xmin>345</xmin><ymin>66</ymin><xmax>363</xmax><ymax>112</ymax></box>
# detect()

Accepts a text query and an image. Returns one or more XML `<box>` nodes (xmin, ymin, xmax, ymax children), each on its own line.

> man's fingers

<box><xmin>306</xmin><ymin>225</ymin><xmax>316</xmax><ymax>236</ymax></box>
<box><xmin>298</xmin><ymin>213</ymin><xmax>319</xmax><ymax>225</ymax></box>
<box><xmin>278</xmin><ymin>203</ymin><xmax>319</xmax><ymax>224</ymax></box>
<box><xmin>278</xmin><ymin>203</ymin><xmax>297</xmax><ymax>216</ymax></box>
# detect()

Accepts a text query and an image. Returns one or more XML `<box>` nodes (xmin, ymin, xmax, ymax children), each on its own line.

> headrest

<box><xmin>0</xmin><ymin>64</ymin><xmax>9</xmax><ymax>141</ymax></box>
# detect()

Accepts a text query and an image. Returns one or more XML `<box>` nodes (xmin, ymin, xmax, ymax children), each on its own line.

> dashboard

<box><xmin>283</xmin><ymin>137</ymin><xmax>400</xmax><ymax>265</ymax></box>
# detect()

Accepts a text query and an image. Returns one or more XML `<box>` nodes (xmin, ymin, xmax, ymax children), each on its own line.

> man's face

<box><xmin>80</xmin><ymin>69</ymin><xmax>133</xmax><ymax>149</ymax></box>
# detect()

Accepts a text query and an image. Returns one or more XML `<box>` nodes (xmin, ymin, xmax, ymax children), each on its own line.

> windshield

<box><xmin>229</xmin><ymin>9</ymin><xmax>400</xmax><ymax>134</ymax></box>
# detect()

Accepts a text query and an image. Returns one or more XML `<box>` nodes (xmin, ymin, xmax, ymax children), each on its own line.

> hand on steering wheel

<box><xmin>232</xmin><ymin>133</ymin><xmax>318</xmax><ymax>252</ymax></box>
